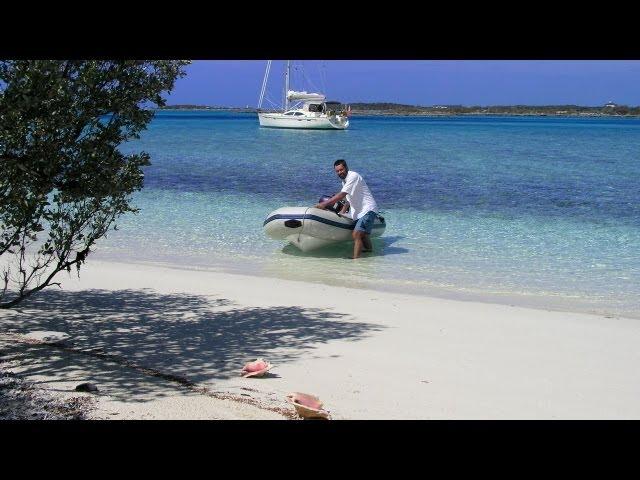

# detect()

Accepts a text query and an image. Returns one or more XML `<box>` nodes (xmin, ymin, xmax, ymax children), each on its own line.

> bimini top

<box><xmin>287</xmin><ymin>90</ymin><xmax>326</xmax><ymax>102</ymax></box>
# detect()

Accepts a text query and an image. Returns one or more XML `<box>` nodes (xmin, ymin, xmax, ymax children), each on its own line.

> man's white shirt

<box><xmin>340</xmin><ymin>170</ymin><xmax>378</xmax><ymax>220</ymax></box>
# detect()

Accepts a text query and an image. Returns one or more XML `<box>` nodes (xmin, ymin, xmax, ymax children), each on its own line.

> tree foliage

<box><xmin>0</xmin><ymin>60</ymin><xmax>190</xmax><ymax>308</ymax></box>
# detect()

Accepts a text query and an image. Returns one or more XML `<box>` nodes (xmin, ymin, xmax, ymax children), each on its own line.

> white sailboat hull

<box><xmin>258</xmin><ymin>113</ymin><xmax>349</xmax><ymax>130</ymax></box>
<box><xmin>263</xmin><ymin>207</ymin><xmax>386</xmax><ymax>252</ymax></box>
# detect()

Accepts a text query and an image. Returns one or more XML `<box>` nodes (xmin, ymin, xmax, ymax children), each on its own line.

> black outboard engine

<box><xmin>318</xmin><ymin>195</ymin><xmax>346</xmax><ymax>214</ymax></box>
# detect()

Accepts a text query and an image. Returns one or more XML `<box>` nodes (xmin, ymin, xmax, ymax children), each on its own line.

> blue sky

<box><xmin>165</xmin><ymin>60</ymin><xmax>640</xmax><ymax>107</ymax></box>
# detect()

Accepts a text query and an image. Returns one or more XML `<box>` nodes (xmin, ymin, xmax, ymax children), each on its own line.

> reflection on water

<box><xmin>279</xmin><ymin>236</ymin><xmax>407</xmax><ymax>259</ymax></box>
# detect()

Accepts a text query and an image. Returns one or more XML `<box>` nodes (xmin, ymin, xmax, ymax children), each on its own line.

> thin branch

<box><xmin>0</xmin><ymin>227</ymin><xmax>23</xmax><ymax>256</ymax></box>
<box><xmin>1</xmin><ymin>268</ymin><xmax>9</xmax><ymax>300</ymax></box>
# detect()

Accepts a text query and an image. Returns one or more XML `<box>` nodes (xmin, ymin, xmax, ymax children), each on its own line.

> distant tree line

<box><xmin>159</xmin><ymin>103</ymin><xmax>640</xmax><ymax>116</ymax></box>
<box><xmin>158</xmin><ymin>105</ymin><xmax>254</xmax><ymax>111</ymax></box>
<box><xmin>348</xmin><ymin>103</ymin><xmax>640</xmax><ymax>116</ymax></box>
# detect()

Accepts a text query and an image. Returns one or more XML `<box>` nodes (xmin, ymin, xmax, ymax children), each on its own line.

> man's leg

<box><xmin>353</xmin><ymin>231</ymin><xmax>364</xmax><ymax>259</ymax></box>
<box><xmin>362</xmin><ymin>234</ymin><xmax>372</xmax><ymax>252</ymax></box>
<box><xmin>353</xmin><ymin>212</ymin><xmax>375</xmax><ymax>258</ymax></box>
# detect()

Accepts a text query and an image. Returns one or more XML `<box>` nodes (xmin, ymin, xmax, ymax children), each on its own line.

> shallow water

<box><xmin>96</xmin><ymin>111</ymin><xmax>640</xmax><ymax>318</ymax></box>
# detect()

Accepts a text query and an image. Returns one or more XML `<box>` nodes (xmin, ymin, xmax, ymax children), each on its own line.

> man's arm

<box><xmin>314</xmin><ymin>191</ymin><xmax>347</xmax><ymax>209</ymax></box>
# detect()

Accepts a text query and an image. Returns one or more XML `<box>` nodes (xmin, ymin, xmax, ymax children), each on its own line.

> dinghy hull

<box><xmin>263</xmin><ymin>207</ymin><xmax>386</xmax><ymax>252</ymax></box>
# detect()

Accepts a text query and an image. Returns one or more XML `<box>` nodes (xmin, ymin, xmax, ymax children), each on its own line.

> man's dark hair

<box><xmin>334</xmin><ymin>159</ymin><xmax>348</xmax><ymax>168</ymax></box>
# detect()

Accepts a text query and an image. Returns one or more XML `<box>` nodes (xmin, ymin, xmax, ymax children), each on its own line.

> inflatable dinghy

<box><xmin>263</xmin><ymin>205</ymin><xmax>386</xmax><ymax>252</ymax></box>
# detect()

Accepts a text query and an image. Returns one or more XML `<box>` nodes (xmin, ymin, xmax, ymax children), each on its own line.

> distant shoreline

<box><xmin>156</xmin><ymin>104</ymin><xmax>640</xmax><ymax>118</ymax></box>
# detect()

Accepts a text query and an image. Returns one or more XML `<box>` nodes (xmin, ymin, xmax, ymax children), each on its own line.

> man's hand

<box><xmin>314</xmin><ymin>192</ymin><xmax>346</xmax><ymax>210</ymax></box>
<box><xmin>338</xmin><ymin>201</ymin><xmax>350</xmax><ymax>215</ymax></box>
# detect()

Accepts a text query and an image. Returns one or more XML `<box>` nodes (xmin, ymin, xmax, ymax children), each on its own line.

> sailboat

<box><xmin>257</xmin><ymin>60</ymin><xmax>350</xmax><ymax>130</ymax></box>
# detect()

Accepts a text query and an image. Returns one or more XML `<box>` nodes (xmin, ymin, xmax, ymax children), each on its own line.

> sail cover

<box><xmin>287</xmin><ymin>90</ymin><xmax>326</xmax><ymax>102</ymax></box>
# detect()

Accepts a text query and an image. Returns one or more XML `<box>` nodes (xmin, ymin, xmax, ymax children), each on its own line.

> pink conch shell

<box><xmin>286</xmin><ymin>392</ymin><xmax>331</xmax><ymax>420</ymax></box>
<box><xmin>241</xmin><ymin>358</ymin><xmax>272</xmax><ymax>378</ymax></box>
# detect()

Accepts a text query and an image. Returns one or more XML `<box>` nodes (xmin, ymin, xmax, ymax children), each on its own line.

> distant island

<box><xmin>158</xmin><ymin>105</ymin><xmax>256</xmax><ymax>112</ymax></box>
<box><xmin>157</xmin><ymin>103</ymin><xmax>640</xmax><ymax>117</ymax></box>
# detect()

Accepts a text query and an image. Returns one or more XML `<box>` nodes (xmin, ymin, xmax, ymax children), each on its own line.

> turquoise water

<box><xmin>98</xmin><ymin>111</ymin><xmax>640</xmax><ymax>318</ymax></box>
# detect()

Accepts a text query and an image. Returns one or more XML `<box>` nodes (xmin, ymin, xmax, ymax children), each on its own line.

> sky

<box><xmin>164</xmin><ymin>60</ymin><xmax>640</xmax><ymax>108</ymax></box>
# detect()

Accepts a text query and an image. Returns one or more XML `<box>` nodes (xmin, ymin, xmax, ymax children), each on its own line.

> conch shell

<box><xmin>241</xmin><ymin>358</ymin><xmax>272</xmax><ymax>378</ymax></box>
<box><xmin>286</xmin><ymin>392</ymin><xmax>331</xmax><ymax>420</ymax></box>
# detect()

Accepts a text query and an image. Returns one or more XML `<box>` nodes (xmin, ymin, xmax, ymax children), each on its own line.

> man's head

<box><xmin>334</xmin><ymin>159</ymin><xmax>348</xmax><ymax>180</ymax></box>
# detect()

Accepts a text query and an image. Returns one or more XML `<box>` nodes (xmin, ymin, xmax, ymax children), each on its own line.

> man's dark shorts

<box><xmin>354</xmin><ymin>211</ymin><xmax>377</xmax><ymax>234</ymax></box>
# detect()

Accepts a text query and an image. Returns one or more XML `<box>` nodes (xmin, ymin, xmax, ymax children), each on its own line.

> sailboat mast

<box><xmin>284</xmin><ymin>60</ymin><xmax>291</xmax><ymax>112</ymax></box>
<box><xmin>258</xmin><ymin>60</ymin><xmax>271</xmax><ymax>110</ymax></box>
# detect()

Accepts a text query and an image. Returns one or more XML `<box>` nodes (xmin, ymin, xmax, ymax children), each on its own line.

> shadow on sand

<box><xmin>1</xmin><ymin>288</ymin><xmax>383</xmax><ymax>403</ymax></box>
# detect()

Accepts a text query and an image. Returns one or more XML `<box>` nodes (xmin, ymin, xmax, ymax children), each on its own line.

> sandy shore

<box><xmin>2</xmin><ymin>259</ymin><xmax>640</xmax><ymax>419</ymax></box>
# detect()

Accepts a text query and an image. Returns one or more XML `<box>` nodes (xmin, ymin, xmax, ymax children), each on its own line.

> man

<box><xmin>314</xmin><ymin>159</ymin><xmax>379</xmax><ymax>259</ymax></box>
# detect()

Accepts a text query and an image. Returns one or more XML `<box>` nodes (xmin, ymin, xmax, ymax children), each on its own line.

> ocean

<box><xmin>98</xmin><ymin>111</ymin><xmax>640</xmax><ymax>318</ymax></box>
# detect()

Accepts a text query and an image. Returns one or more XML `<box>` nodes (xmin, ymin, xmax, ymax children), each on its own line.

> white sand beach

<box><xmin>2</xmin><ymin>259</ymin><xmax>640</xmax><ymax>420</ymax></box>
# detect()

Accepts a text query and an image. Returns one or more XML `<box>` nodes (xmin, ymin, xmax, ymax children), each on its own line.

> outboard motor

<box><xmin>318</xmin><ymin>195</ymin><xmax>346</xmax><ymax>214</ymax></box>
